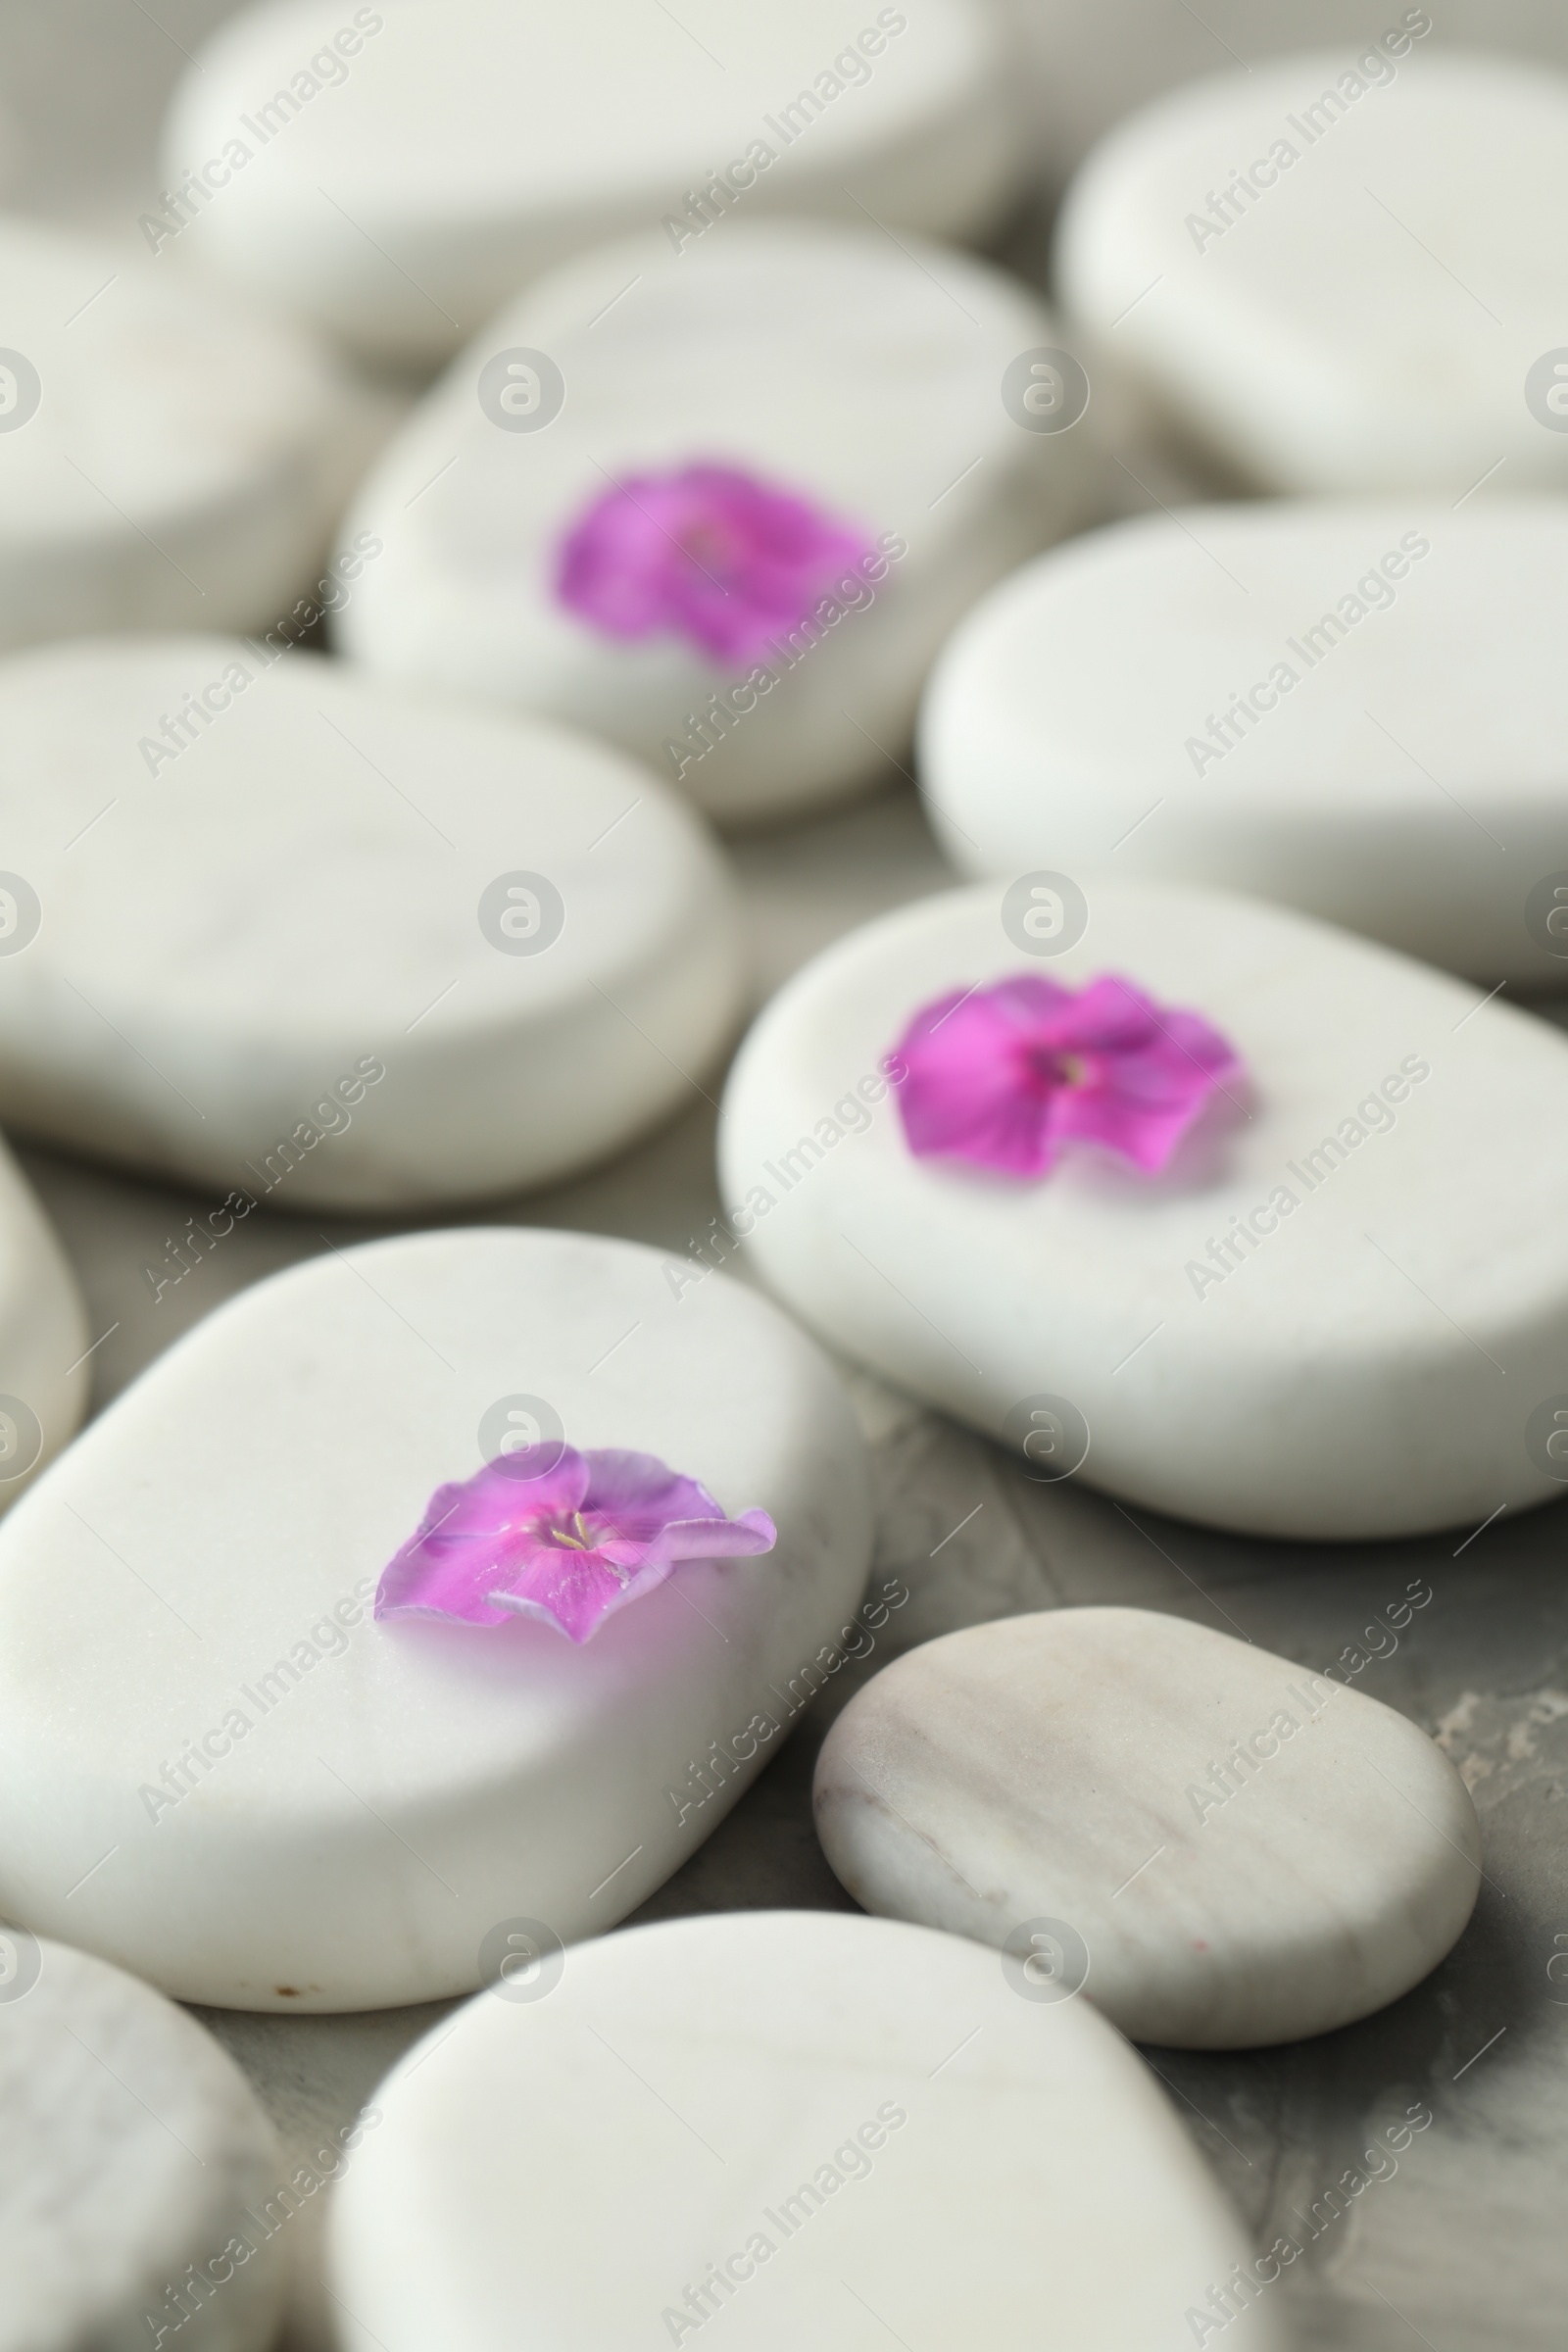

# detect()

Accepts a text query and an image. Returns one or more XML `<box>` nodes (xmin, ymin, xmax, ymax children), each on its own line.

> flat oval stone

<box><xmin>0</xmin><ymin>1934</ymin><xmax>288</xmax><ymax>2350</ymax></box>
<box><xmin>0</xmin><ymin>636</ymin><xmax>742</xmax><ymax>1205</ymax></box>
<box><xmin>336</xmin><ymin>219</ymin><xmax>1094</xmax><ymax>825</ymax></box>
<box><xmin>164</xmin><ymin>0</ymin><xmax>1022</xmax><ymax>366</ymax></box>
<box><xmin>0</xmin><ymin>1132</ymin><xmax>89</xmax><ymax>1511</ymax></box>
<box><xmin>815</xmin><ymin>1607</ymin><xmax>1482</xmax><ymax>2047</ymax></box>
<box><xmin>0</xmin><ymin>1229</ymin><xmax>872</xmax><ymax>2010</ymax></box>
<box><xmin>327</xmin><ymin>1910</ymin><xmax>1287</xmax><ymax>2350</ymax></box>
<box><xmin>717</xmin><ymin>877</ymin><xmax>1568</xmax><ymax>1539</ymax></box>
<box><xmin>0</xmin><ymin>214</ymin><xmax>363</xmax><ymax>652</ymax></box>
<box><xmin>1056</xmin><ymin>45</ymin><xmax>1568</xmax><ymax>493</ymax></box>
<box><xmin>920</xmin><ymin>499</ymin><xmax>1568</xmax><ymax>982</ymax></box>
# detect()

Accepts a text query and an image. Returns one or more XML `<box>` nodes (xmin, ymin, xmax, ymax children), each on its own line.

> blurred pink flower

<box><xmin>555</xmin><ymin>461</ymin><xmax>870</xmax><ymax>663</ymax></box>
<box><xmin>891</xmin><ymin>973</ymin><xmax>1244</xmax><ymax>1179</ymax></box>
<box><xmin>375</xmin><ymin>1444</ymin><xmax>777</xmax><ymax>1644</ymax></box>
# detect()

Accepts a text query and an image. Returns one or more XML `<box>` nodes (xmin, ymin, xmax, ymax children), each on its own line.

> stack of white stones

<box><xmin>0</xmin><ymin>4</ymin><xmax>1553</xmax><ymax>2346</ymax></box>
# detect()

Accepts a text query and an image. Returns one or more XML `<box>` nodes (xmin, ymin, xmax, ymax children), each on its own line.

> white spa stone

<box><xmin>0</xmin><ymin>1229</ymin><xmax>872</xmax><ymax>2011</ymax></box>
<box><xmin>0</xmin><ymin>213</ymin><xmax>366</xmax><ymax>653</ymax></box>
<box><xmin>717</xmin><ymin>877</ymin><xmax>1568</xmax><ymax>1542</ymax></box>
<box><xmin>336</xmin><ymin>219</ymin><xmax>1093</xmax><ymax>825</ymax></box>
<box><xmin>326</xmin><ymin>1909</ymin><xmax>1286</xmax><ymax>2351</ymax></box>
<box><xmin>1055</xmin><ymin>44</ymin><xmax>1568</xmax><ymax>494</ymax></box>
<box><xmin>920</xmin><ymin>498</ymin><xmax>1568</xmax><ymax>983</ymax></box>
<box><xmin>814</xmin><ymin>1607</ymin><xmax>1482</xmax><ymax>2048</ymax></box>
<box><xmin>162</xmin><ymin>0</ymin><xmax>1023</xmax><ymax>367</ymax></box>
<box><xmin>0</xmin><ymin>1130</ymin><xmax>89</xmax><ymax>1513</ymax></box>
<box><xmin>0</xmin><ymin>636</ymin><xmax>743</xmax><ymax>1207</ymax></box>
<box><xmin>0</xmin><ymin>1934</ymin><xmax>288</xmax><ymax>2352</ymax></box>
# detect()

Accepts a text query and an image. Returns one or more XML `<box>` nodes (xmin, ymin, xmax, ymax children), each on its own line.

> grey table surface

<box><xmin>7</xmin><ymin>6</ymin><xmax>1568</xmax><ymax>2348</ymax></box>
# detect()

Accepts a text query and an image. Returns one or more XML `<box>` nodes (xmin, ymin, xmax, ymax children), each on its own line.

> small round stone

<box><xmin>327</xmin><ymin>1910</ymin><xmax>1288</xmax><ymax>2349</ymax></box>
<box><xmin>814</xmin><ymin>1607</ymin><xmax>1482</xmax><ymax>2047</ymax></box>
<box><xmin>0</xmin><ymin>1935</ymin><xmax>288</xmax><ymax>2351</ymax></box>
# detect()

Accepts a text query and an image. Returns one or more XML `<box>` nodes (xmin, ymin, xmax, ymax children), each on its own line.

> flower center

<box><xmin>678</xmin><ymin>517</ymin><xmax>735</xmax><ymax>578</ymax></box>
<box><xmin>522</xmin><ymin>1509</ymin><xmax>635</xmax><ymax>1585</ymax></box>
<box><xmin>541</xmin><ymin>1510</ymin><xmax>594</xmax><ymax>1551</ymax></box>
<box><xmin>1028</xmin><ymin>1047</ymin><xmax>1090</xmax><ymax>1091</ymax></box>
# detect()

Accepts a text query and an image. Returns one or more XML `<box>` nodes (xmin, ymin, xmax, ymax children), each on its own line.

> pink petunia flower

<box><xmin>891</xmin><ymin>972</ymin><xmax>1245</xmax><ymax>1180</ymax></box>
<box><xmin>375</xmin><ymin>1444</ymin><xmax>777</xmax><ymax>1645</ymax></box>
<box><xmin>555</xmin><ymin>461</ymin><xmax>871</xmax><ymax>664</ymax></box>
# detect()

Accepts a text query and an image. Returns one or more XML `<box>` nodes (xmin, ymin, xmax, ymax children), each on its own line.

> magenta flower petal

<box><xmin>892</xmin><ymin>982</ymin><xmax>1077</xmax><ymax>1176</ymax></box>
<box><xmin>556</xmin><ymin>461</ymin><xmax>871</xmax><ymax>665</ymax></box>
<box><xmin>470</xmin><ymin>1442</ymin><xmax>587</xmax><ymax>1513</ymax></box>
<box><xmin>484</xmin><ymin>1544</ymin><xmax>674</xmax><ymax>1646</ymax></box>
<box><xmin>645</xmin><ymin>1507</ymin><xmax>777</xmax><ymax>1563</ymax></box>
<box><xmin>568</xmin><ymin>1447</ymin><xmax>727</xmax><ymax>1537</ymax></box>
<box><xmin>375</xmin><ymin>1444</ymin><xmax>778</xmax><ymax>1644</ymax></box>
<box><xmin>891</xmin><ymin>971</ymin><xmax>1244</xmax><ymax>1181</ymax></box>
<box><xmin>374</xmin><ymin>1450</ymin><xmax>590</xmax><ymax>1626</ymax></box>
<box><xmin>574</xmin><ymin>1448</ymin><xmax>777</xmax><ymax>1564</ymax></box>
